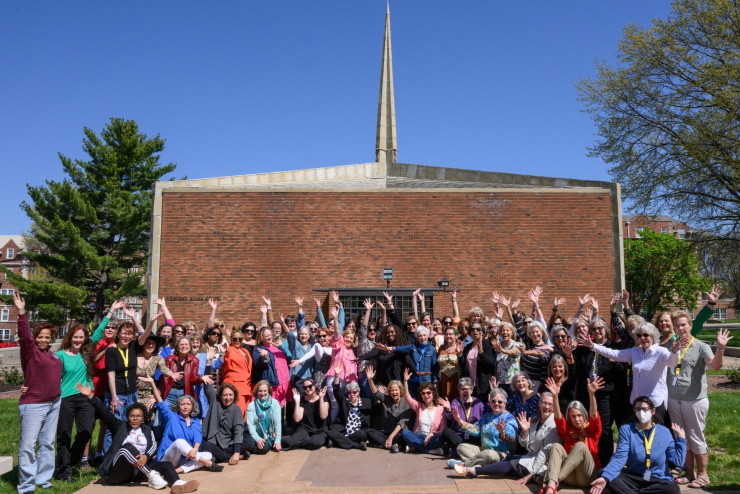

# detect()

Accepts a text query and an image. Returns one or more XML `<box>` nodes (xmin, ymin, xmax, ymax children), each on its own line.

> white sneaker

<box><xmin>148</xmin><ymin>470</ymin><xmax>168</xmax><ymax>490</ymax></box>
<box><xmin>171</xmin><ymin>479</ymin><xmax>200</xmax><ymax>494</ymax></box>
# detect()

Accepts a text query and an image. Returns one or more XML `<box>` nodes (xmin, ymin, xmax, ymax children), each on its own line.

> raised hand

<box><xmin>403</xmin><ymin>367</ymin><xmax>412</xmax><ymax>382</ymax></box>
<box><xmin>331</xmin><ymin>290</ymin><xmax>340</xmax><ymax>304</ymax></box>
<box><xmin>365</xmin><ymin>365</ymin><xmax>376</xmax><ymax>380</ymax></box>
<box><xmin>295</xmin><ymin>296</ymin><xmax>304</xmax><ymax>307</ymax></box>
<box><xmin>375</xmin><ymin>300</ymin><xmax>385</xmax><ymax>310</ymax></box>
<box><xmin>707</xmin><ymin>284</ymin><xmax>723</xmax><ymax>305</ymax></box>
<box><xmin>610</xmin><ymin>293</ymin><xmax>621</xmax><ymax>312</ymax></box>
<box><xmin>545</xmin><ymin>377</ymin><xmax>561</xmax><ymax>396</ymax></box>
<box><xmin>12</xmin><ymin>292</ymin><xmax>25</xmax><ymax>312</ymax></box>
<box><xmin>363</xmin><ymin>298</ymin><xmax>373</xmax><ymax>311</ymax></box>
<box><xmin>122</xmin><ymin>305</ymin><xmax>137</xmax><ymax>320</ymax></box>
<box><xmin>587</xmin><ymin>376</ymin><xmax>605</xmax><ymax>394</ymax></box>
<box><xmin>716</xmin><ymin>328</ymin><xmax>734</xmax><ymax>350</ymax></box>
<box><xmin>206</xmin><ymin>346</ymin><xmax>218</xmax><ymax>361</ymax></box>
<box><xmin>671</xmin><ymin>423</ymin><xmax>685</xmax><ymax>439</ymax></box>
<box><xmin>621</xmin><ymin>289</ymin><xmax>630</xmax><ymax>308</ymax></box>
<box><xmin>582</xmin><ymin>307</ymin><xmax>593</xmax><ymax>322</ymax></box>
<box><xmin>451</xmin><ymin>289</ymin><xmax>458</xmax><ymax>301</ymax></box>
<box><xmin>579</xmin><ymin>294</ymin><xmax>592</xmax><ymax>308</ymax></box>
<box><xmin>491</xmin><ymin>291</ymin><xmax>500</xmax><ymax>305</ymax></box>
<box><xmin>672</xmin><ymin>335</ymin><xmax>689</xmax><ymax>353</ymax></box>
<box><xmin>382</xmin><ymin>291</ymin><xmax>393</xmax><ymax>304</ymax></box>
<box><xmin>590</xmin><ymin>297</ymin><xmax>599</xmax><ymax>312</ymax></box>
<box><xmin>110</xmin><ymin>300</ymin><xmax>126</xmax><ymax>311</ymax></box>
<box><xmin>76</xmin><ymin>383</ymin><xmax>94</xmax><ymax>398</ymax></box>
<box><xmin>292</xmin><ymin>388</ymin><xmax>301</xmax><ymax>402</ymax></box>
<box><xmin>499</xmin><ymin>296</ymin><xmax>511</xmax><ymax>308</ymax></box>
<box><xmin>494</xmin><ymin>417</ymin><xmax>507</xmax><ymax>435</ymax></box>
<box><xmin>489</xmin><ymin>376</ymin><xmax>499</xmax><ymax>390</ymax></box>
<box><xmin>318</xmin><ymin>386</ymin><xmax>328</xmax><ymax>399</ymax></box>
<box><xmin>154</xmin><ymin>297</ymin><xmax>167</xmax><ymax>308</ymax></box>
<box><xmin>329</xmin><ymin>306</ymin><xmax>339</xmax><ymax>319</ymax></box>
<box><xmin>576</xmin><ymin>332</ymin><xmax>594</xmax><ymax>348</ymax></box>
<box><xmin>553</xmin><ymin>297</ymin><xmax>566</xmax><ymax>308</ymax></box>
<box><xmin>150</xmin><ymin>310</ymin><xmax>164</xmax><ymax>323</ymax></box>
<box><xmin>333</xmin><ymin>360</ymin><xmax>342</xmax><ymax>376</ymax></box>
<box><xmin>560</xmin><ymin>339</ymin><xmax>574</xmax><ymax>358</ymax></box>
<box><xmin>527</xmin><ymin>285</ymin><xmax>543</xmax><ymax>304</ymax></box>
<box><xmin>208</xmin><ymin>298</ymin><xmax>218</xmax><ymax>310</ymax></box>
<box><xmin>511</xmin><ymin>299</ymin><xmax>521</xmax><ymax>310</ymax></box>
<box><xmin>375</xmin><ymin>342</ymin><xmax>390</xmax><ymax>352</ymax></box>
<box><xmin>313</xmin><ymin>297</ymin><xmax>322</xmax><ymax>308</ymax></box>
<box><xmin>438</xmin><ymin>397</ymin><xmax>450</xmax><ymax>410</ymax></box>
<box><xmin>516</xmin><ymin>411</ymin><xmax>531</xmax><ymax>432</ymax></box>
<box><xmin>259</xmin><ymin>304</ymin><xmax>268</xmax><ymax>316</ymax></box>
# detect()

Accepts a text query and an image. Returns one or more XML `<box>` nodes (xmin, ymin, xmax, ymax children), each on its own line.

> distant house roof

<box><xmin>0</xmin><ymin>235</ymin><xmax>25</xmax><ymax>251</ymax></box>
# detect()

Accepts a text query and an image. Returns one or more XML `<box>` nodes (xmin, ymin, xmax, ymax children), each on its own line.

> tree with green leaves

<box><xmin>624</xmin><ymin>228</ymin><xmax>710</xmax><ymax>320</ymax></box>
<box><xmin>578</xmin><ymin>0</ymin><xmax>740</xmax><ymax>241</ymax></box>
<box><xmin>1</xmin><ymin>118</ymin><xmax>175</xmax><ymax>325</ymax></box>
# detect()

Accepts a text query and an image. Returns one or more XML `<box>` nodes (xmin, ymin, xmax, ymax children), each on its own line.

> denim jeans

<box><xmin>102</xmin><ymin>391</ymin><xmax>138</xmax><ymax>455</ymax></box>
<box><xmin>400</xmin><ymin>429</ymin><xmax>444</xmax><ymax>453</ymax></box>
<box><xmin>18</xmin><ymin>399</ymin><xmax>61</xmax><ymax>493</ymax></box>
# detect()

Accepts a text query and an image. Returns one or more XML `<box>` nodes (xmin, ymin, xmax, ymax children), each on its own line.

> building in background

<box><xmin>0</xmin><ymin>235</ymin><xmax>29</xmax><ymax>342</ymax></box>
<box><xmin>147</xmin><ymin>7</ymin><xmax>626</xmax><ymax>325</ymax></box>
<box><xmin>622</xmin><ymin>214</ymin><xmax>693</xmax><ymax>239</ymax></box>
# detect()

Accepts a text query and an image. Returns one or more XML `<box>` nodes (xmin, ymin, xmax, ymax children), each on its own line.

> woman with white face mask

<box><xmin>590</xmin><ymin>397</ymin><xmax>686</xmax><ymax>494</ymax></box>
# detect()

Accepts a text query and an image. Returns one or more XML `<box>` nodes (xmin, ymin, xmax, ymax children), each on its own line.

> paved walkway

<box><xmin>75</xmin><ymin>447</ymin><xmax>734</xmax><ymax>494</ymax></box>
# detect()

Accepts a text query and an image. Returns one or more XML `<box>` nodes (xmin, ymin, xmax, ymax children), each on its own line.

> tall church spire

<box><xmin>375</xmin><ymin>2</ymin><xmax>397</xmax><ymax>164</ymax></box>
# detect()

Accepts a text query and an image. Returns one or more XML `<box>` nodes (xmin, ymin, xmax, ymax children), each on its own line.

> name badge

<box><xmin>672</xmin><ymin>376</ymin><xmax>678</xmax><ymax>386</ymax></box>
<box><xmin>643</xmin><ymin>469</ymin><xmax>651</xmax><ymax>481</ymax></box>
<box><xmin>463</xmin><ymin>433</ymin><xmax>469</xmax><ymax>440</ymax></box>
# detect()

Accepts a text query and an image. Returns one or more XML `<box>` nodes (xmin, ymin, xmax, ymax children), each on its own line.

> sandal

<box><xmin>453</xmin><ymin>463</ymin><xmax>476</xmax><ymax>478</ymax></box>
<box><xmin>675</xmin><ymin>476</ymin><xmax>694</xmax><ymax>485</ymax></box>
<box><xmin>688</xmin><ymin>477</ymin><xmax>711</xmax><ymax>489</ymax></box>
<box><xmin>539</xmin><ymin>486</ymin><xmax>558</xmax><ymax>494</ymax></box>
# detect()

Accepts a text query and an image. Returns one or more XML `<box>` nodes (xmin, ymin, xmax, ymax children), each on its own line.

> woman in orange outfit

<box><xmin>221</xmin><ymin>330</ymin><xmax>252</xmax><ymax>418</ymax></box>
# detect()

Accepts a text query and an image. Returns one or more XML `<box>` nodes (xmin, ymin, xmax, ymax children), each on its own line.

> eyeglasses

<box><xmin>232</xmin><ymin>337</ymin><xmax>243</xmax><ymax>342</ymax></box>
<box><xmin>540</xmin><ymin>402</ymin><xmax>554</xmax><ymax>408</ymax></box>
<box><xmin>470</xmin><ymin>328</ymin><xmax>482</xmax><ymax>333</ymax></box>
<box><xmin>346</xmin><ymin>390</ymin><xmax>359</xmax><ymax>395</ymax></box>
<box><xmin>420</xmin><ymin>391</ymin><xmax>433</xmax><ymax>396</ymax></box>
<box><xmin>244</xmin><ymin>329</ymin><xmax>255</xmax><ymax>334</ymax></box>
<box><xmin>458</xmin><ymin>387</ymin><xmax>472</xmax><ymax>392</ymax></box>
<box><xmin>304</xmin><ymin>384</ymin><xmax>315</xmax><ymax>390</ymax></box>
<box><xmin>368</xmin><ymin>328</ymin><xmax>377</xmax><ymax>333</ymax></box>
<box><xmin>216</xmin><ymin>324</ymin><xmax>224</xmax><ymax>329</ymax></box>
<box><xmin>636</xmin><ymin>333</ymin><xmax>650</xmax><ymax>339</ymax></box>
<box><xmin>491</xmin><ymin>399</ymin><xmax>505</xmax><ymax>404</ymax></box>
<box><xmin>318</xmin><ymin>334</ymin><xmax>329</xmax><ymax>338</ymax></box>
<box><xmin>407</xmin><ymin>322</ymin><xmax>418</xmax><ymax>326</ymax></box>
<box><xmin>174</xmin><ymin>330</ymin><xmax>184</xmax><ymax>334</ymax></box>
<box><xmin>591</xmin><ymin>326</ymin><xmax>605</xmax><ymax>331</ymax></box>
<box><xmin>488</xmin><ymin>326</ymin><xmax>499</xmax><ymax>330</ymax></box>
<box><xmin>211</xmin><ymin>332</ymin><xmax>222</xmax><ymax>337</ymax></box>
<box><xmin>555</xmin><ymin>334</ymin><xmax>568</xmax><ymax>339</ymax></box>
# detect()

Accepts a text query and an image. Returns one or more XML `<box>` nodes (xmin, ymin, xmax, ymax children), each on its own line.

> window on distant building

<box><xmin>712</xmin><ymin>308</ymin><xmax>727</xmax><ymax>320</ymax></box>
<box><xmin>6</xmin><ymin>248</ymin><xmax>14</xmax><ymax>260</ymax></box>
<box><xmin>338</xmin><ymin>294</ymin><xmax>434</xmax><ymax>323</ymax></box>
<box><xmin>0</xmin><ymin>309</ymin><xmax>9</xmax><ymax>322</ymax></box>
<box><xmin>0</xmin><ymin>289</ymin><xmax>14</xmax><ymax>296</ymax></box>
<box><xmin>661</xmin><ymin>227</ymin><xmax>667</xmax><ymax>233</ymax></box>
<box><xmin>678</xmin><ymin>228</ymin><xmax>686</xmax><ymax>239</ymax></box>
<box><xmin>635</xmin><ymin>227</ymin><xmax>644</xmax><ymax>238</ymax></box>
<box><xmin>0</xmin><ymin>329</ymin><xmax>9</xmax><ymax>341</ymax></box>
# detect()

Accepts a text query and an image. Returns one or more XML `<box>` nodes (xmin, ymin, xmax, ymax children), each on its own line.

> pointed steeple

<box><xmin>375</xmin><ymin>2</ymin><xmax>397</xmax><ymax>164</ymax></box>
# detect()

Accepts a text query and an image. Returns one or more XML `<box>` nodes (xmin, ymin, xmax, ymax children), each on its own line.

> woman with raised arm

<box><xmin>221</xmin><ymin>330</ymin><xmax>252</xmax><ymax>419</ymax></box>
<box><xmin>460</xmin><ymin>321</ymin><xmax>497</xmax><ymax>403</ymax></box>
<box><xmin>281</xmin><ymin>379</ymin><xmax>329</xmax><ymax>450</ymax></box>
<box><xmin>492</xmin><ymin>322</ymin><xmax>524</xmax><ymax>391</ymax></box>
<box><xmin>325</xmin><ymin>305</ymin><xmax>358</xmax><ymax>420</ymax></box>
<box><xmin>376</xmin><ymin>325</ymin><xmax>438</xmax><ymax>398</ymax></box>
<box><xmin>327</xmin><ymin>360</ymin><xmax>372</xmax><ymax>450</ymax></box>
<box><xmin>76</xmin><ymin>383</ymin><xmax>200</xmax><ymax>493</ymax></box>
<box><xmin>399</xmin><ymin>368</ymin><xmax>447</xmax><ymax>456</ymax></box>
<box><xmin>136</xmin><ymin>322</ymin><xmax>181</xmax><ymax>420</ymax></box>
<box><xmin>14</xmin><ymin>293</ymin><xmax>62</xmax><ymax>494</ymax></box>
<box><xmin>365</xmin><ymin>365</ymin><xmax>414</xmax><ymax>452</ymax></box>
<box><xmin>577</xmin><ymin>321</ymin><xmax>684</xmax><ymax>422</ymax></box>
<box><xmin>506</xmin><ymin>372</ymin><xmax>541</xmax><ymax>419</ymax></box>
<box><xmin>289</xmin><ymin>326</ymin><xmax>333</xmax><ymax>388</ymax></box>
<box><xmin>447</xmin><ymin>386</ymin><xmax>517</xmax><ymax>469</ymax></box>
<box><xmin>668</xmin><ymin>291</ymin><xmax>731</xmax><ymax>489</ymax></box>
<box><xmin>252</xmin><ymin>326</ymin><xmax>290</xmax><ymax>406</ymax></box>
<box><xmin>454</xmin><ymin>392</ymin><xmax>561</xmax><ymax>485</ymax></box>
<box><xmin>541</xmin><ymin>376</ymin><xmax>604</xmax><ymax>493</ymax></box>
<box><xmin>144</xmin><ymin>376</ymin><xmax>223</xmax><ymax>474</ymax></box>
<box><xmin>357</xmin><ymin>299</ymin><xmax>378</xmax><ymax>398</ymax></box>
<box><xmin>244</xmin><ymin>380</ymin><xmax>282</xmax><ymax>454</ymax></box>
<box><xmin>544</xmin><ymin>354</ymin><xmax>575</xmax><ymax>412</ymax></box>
<box><xmin>590</xmin><ymin>396</ymin><xmax>686</xmax><ymax>494</ymax></box>
<box><xmin>195</xmin><ymin>329</ymin><xmax>223</xmax><ymax>419</ymax></box>
<box><xmin>356</xmin><ymin>324</ymin><xmax>411</xmax><ymax>386</ymax></box>
<box><xmin>518</xmin><ymin>321</ymin><xmax>552</xmax><ymax>392</ymax></box>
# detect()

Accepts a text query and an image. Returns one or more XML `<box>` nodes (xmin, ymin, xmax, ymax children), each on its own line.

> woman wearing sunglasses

<box><xmin>281</xmin><ymin>379</ymin><xmax>329</xmax><ymax>450</ymax></box>
<box><xmin>221</xmin><ymin>330</ymin><xmax>252</xmax><ymax>419</ymax></box>
<box><xmin>399</xmin><ymin>368</ymin><xmax>447</xmax><ymax>456</ymax></box>
<box><xmin>326</xmin><ymin>360</ymin><xmax>371</xmax><ymax>450</ymax></box>
<box><xmin>460</xmin><ymin>322</ymin><xmax>497</xmax><ymax>403</ymax></box>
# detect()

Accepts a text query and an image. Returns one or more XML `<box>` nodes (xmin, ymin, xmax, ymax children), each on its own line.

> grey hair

<box><xmin>588</xmin><ymin>317</ymin><xmax>608</xmax><ymax>331</ymax></box>
<box><xmin>565</xmin><ymin>400</ymin><xmax>588</xmax><ymax>426</ymax></box>
<box><xmin>489</xmin><ymin>387</ymin><xmax>508</xmax><ymax>403</ymax></box>
<box><xmin>540</xmin><ymin>391</ymin><xmax>554</xmax><ymax>402</ymax></box>
<box><xmin>511</xmin><ymin>371</ymin><xmax>534</xmax><ymax>391</ymax></box>
<box><xmin>171</xmin><ymin>394</ymin><xmax>200</xmax><ymax>418</ymax></box>
<box><xmin>345</xmin><ymin>381</ymin><xmax>361</xmax><ymax>393</ymax></box>
<box><xmin>458</xmin><ymin>377</ymin><xmax>474</xmax><ymax>389</ymax></box>
<box><xmin>415</xmin><ymin>325</ymin><xmax>430</xmax><ymax>338</ymax></box>
<box><xmin>632</xmin><ymin>321</ymin><xmax>660</xmax><ymax>342</ymax></box>
<box><xmin>527</xmin><ymin>321</ymin><xmax>549</xmax><ymax>341</ymax></box>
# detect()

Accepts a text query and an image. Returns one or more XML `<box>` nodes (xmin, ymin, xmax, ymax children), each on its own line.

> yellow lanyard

<box><xmin>462</xmin><ymin>399</ymin><xmax>473</xmax><ymax>421</ymax></box>
<box><xmin>675</xmin><ymin>337</ymin><xmax>694</xmax><ymax>376</ymax></box>
<box><xmin>640</xmin><ymin>425</ymin><xmax>656</xmax><ymax>469</ymax></box>
<box><xmin>118</xmin><ymin>346</ymin><xmax>129</xmax><ymax>378</ymax></box>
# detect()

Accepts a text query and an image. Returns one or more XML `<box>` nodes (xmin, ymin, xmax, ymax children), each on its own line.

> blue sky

<box><xmin>1</xmin><ymin>1</ymin><xmax>673</xmax><ymax>234</ymax></box>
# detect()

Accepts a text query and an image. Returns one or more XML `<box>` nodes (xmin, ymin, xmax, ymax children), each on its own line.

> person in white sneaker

<box><xmin>76</xmin><ymin>384</ymin><xmax>200</xmax><ymax>493</ymax></box>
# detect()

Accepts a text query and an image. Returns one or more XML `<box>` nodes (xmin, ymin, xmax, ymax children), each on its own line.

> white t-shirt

<box><xmin>419</xmin><ymin>408</ymin><xmax>435</xmax><ymax>435</ymax></box>
<box><xmin>123</xmin><ymin>428</ymin><xmax>148</xmax><ymax>454</ymax></box>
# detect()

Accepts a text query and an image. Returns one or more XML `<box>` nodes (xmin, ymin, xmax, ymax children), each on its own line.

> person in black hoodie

<box><xmin>75</xmin><ymin>383</ymin><xmax>199</xmax><ymax>493</ymax></box>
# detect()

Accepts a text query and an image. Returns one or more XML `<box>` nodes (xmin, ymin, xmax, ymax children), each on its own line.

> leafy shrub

<box><xmin>0</xmin><ymin>367</ymin><xmax>24</xmax><ymax>386</ymax></box>
<box><xmin>726</xmin><ymin>368</ymin><xmax>740</xmax><ymax>385</ymax></box>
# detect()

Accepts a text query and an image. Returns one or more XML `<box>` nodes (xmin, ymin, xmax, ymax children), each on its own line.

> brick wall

<box><xmin>157</xmin><ymin>190</ymin><xmax>619</xmax><ymax>326</ymax></box>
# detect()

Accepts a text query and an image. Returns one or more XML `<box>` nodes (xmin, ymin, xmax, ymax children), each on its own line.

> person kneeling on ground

<box><xmin>76</xmin><ymin>383</ymin><xmax>199</xmax><ymax>493</ymax></box>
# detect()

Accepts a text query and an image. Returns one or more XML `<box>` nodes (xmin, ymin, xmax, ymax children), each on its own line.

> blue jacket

<box><xmin>156</xmin><ymin>401</ymin><xmax>203</xmax><ymax>461</ymax></box>
<box><xmin>252</xmin><ymin>345</ymin><xmax>279</xmax><ymax>387</ymax></box>
<box><xmin>602</xmin><ymin>423</ymin><xmax>686</xmax><ymax>482</ymax></box>
<box><xmin>394</xmin><ymin>343</ymin><xmax>438</xmax><ymax>383</ymax></box>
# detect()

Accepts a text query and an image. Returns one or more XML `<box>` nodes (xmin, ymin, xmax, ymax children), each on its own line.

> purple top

<box><xmin>444</xmin><ymin>396</ymin><xmax>486</xmax><ymax>435</ymax></box>
<box><xmin>19</xmin><ymin>313</ymin><xmax>62</xmax><ymax>405</ymax></box>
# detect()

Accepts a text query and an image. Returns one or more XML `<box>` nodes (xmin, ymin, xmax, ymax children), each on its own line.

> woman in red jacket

<box><xmin>162</xmin><ymin>337</ymin><xmax>213</xmax><ymax>407</ymax></box>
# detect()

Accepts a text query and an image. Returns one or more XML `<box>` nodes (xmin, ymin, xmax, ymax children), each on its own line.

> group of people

<box><xmin>16</xmin><ymin>283</ymin><xmax>732</xmax><ymax>494</ymax></box>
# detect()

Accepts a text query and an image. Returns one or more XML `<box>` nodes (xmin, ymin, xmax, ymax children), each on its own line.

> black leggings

<box><xmin>107</xmin><ymin>444</ymin><xmax>179</xmax><ymax>485</ymax></box>
<box><xmin>282</xmin><ymin>427</ymin><xmax>327</xmax><ymax>450</ymax></box>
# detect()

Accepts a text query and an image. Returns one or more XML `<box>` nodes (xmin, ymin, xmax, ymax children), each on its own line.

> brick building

<box><xmin>622</xmin><ymin>214</ymin><xmax>692</xmax><ymax>239</ymax></box>
<box><xmin>146</xmin><ymin>8</ymin><xmax>627</xmax><ymax>324</ymax></box>
<box><xmin>0</xmin><ymin>235</ymin><xmax>29</xmax><ymax>341</ymax></box>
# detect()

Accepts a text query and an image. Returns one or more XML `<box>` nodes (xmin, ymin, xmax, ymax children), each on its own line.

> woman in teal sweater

<box><xmin>245</xmin><ymin>380</ymin><xmax>283</xmax><ymax>454</ymax></box>
<box><xmin>55</xmin><ymin>323</ymin><xmax>95</xmax><ymax>482</ymax></box>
